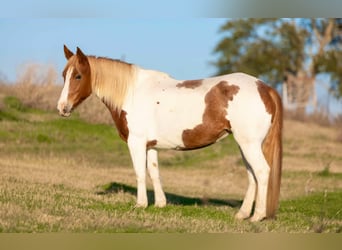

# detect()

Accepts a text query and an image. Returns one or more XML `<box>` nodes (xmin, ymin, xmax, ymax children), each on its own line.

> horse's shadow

<box><xmin>96</xmin><ymin>182</ymin><xmax>242</xmax><ymax>208</ymax></box>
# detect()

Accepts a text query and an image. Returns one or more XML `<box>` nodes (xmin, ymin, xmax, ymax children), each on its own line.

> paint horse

<box><xmin>57</xmin><ymin>46</ymin><xmax>282</xmax><ymax>222</ymax></box>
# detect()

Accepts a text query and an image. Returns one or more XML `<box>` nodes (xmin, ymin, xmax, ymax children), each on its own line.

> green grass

<box><xmin>279</xmin><ymin>191</ymin><xmax>342</xmax><ymax>233</ymax></box>
<box><xmin>1</xmin><ymin>177</ymin><xmax>340</xmax><ymax>232</ymax></box>
<box><xmin>0</xmin><ymin>96</ymin><xmax>131</xmax><ymax>166</ymax></box>
<box><xmin>0</xmin><ymin>96</ymin><xmax>341</xmax><ymax>232</ymax></box>
<box><xmin>4</xmin><ymin>96</ymin><xmax>29</xmax><ymax>112</ymax></box>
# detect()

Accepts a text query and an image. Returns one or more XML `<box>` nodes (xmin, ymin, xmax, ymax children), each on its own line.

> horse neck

<box><xmin>88</xmin><ymin>57</ymin><xmax>137</xmax><ymax>112</ymax></box>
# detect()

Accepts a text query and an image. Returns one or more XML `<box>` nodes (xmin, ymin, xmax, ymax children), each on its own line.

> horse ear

<box><xmin>76</xmin><ymin>47</ymin><xmax>88</xmax><ymax>65</ymax></box>
<box><xmin>64</xmin><ymin>45</ymin><xmax>74</xmax><ymax>59</ymax></box>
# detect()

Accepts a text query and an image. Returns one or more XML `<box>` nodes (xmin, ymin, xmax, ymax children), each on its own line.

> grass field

<box><xmin>0</xmin><ymin>95</ymin><xmax>341</xmax><ymax>232</ymax></box>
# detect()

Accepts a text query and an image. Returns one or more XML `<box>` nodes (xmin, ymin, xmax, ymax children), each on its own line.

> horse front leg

<box><xmin>128</xmin><ymin>136</ymin><xmax>148</xmax><ymax>208</ymax></box>
<box><xmin>147</xmin><ymin>149</ymin><xmax>166</xmax><ymax>207</ymax></box>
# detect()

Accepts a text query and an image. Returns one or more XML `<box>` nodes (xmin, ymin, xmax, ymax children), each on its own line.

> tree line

<box><xmin>212</xmin><ymin>18</ymin><xmax>342</xmax><ymax>111</ymax></box>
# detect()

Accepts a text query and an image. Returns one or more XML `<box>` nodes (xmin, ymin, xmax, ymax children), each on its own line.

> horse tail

<box><xmin>262</xmin><ymin>86</ymin><xmax>283</xmax><ymax>219</ymax></box>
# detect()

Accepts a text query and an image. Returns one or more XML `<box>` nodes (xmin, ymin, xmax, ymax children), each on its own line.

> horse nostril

<box><xmin>63</xmin><ymin>107</ymin><xmax>68</xmax><ymax>113</ymax></box>
<box><xmin>57</xmin><ymin>102</ymin><xmax>70</xmax><ymax>116</ymax></box>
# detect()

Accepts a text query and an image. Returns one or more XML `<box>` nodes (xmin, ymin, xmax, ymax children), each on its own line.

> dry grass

<box><xmin>10</xmin><ymin>63</ymin><xmax>61</xmax><ymax>111</ymax></box>
<box><xmin>1</xmin><ymin>151</ymin><xmax>341</xmax><ymax>232</ymax></box>
<box><xmin>0</xmin><ymin>151</ymin><xmax>249</xmax><ymax>232</ymax></box>
<box><xmin>0</xmin><ymin>63</ymin><xmax>113</xmax><ymax>124</ymax></box>
<box><xmin>283</xmin><ymin>120</ymin><xmax>342</xmax><ymax>174</ymax></box>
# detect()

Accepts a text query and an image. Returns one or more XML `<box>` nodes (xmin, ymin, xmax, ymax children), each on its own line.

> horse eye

<box><xmin>75</xmin><ymin>74</ymin><xmax>82</xmax><ymax>80</ymax></box>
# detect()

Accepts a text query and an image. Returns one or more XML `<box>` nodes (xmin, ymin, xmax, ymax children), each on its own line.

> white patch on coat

<box><xmin>225</xmin><ymin>73</ymin><xmax>272</xmax><ymax>144</ymax></box>
<box><xmin>57</xmin><ymin>66</ymin><xmax>74</xmax><ymax>113</ymax></box>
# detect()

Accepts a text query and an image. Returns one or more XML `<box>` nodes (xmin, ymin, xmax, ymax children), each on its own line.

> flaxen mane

<box><xmin>88</xmin><ymin>56</ymin><xmax>137</xmax><ymax>111</ymax></box>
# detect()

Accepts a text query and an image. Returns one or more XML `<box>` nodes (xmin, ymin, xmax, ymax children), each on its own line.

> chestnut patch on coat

<box><xmin>110</xmin><ymin>109</ymin><xmax>129</xmax><ymax>142</ymax></box>
<box><xmin>146</xmin><ymin>140</ymin><xmax>157</xmax><ymax>148</ymax></box>
<box><xmin>181</xmin><ymin>81</ymin><xmax>240</xmax><ymax>149</ymax></box>
<box><xmin>256</xmin><ymin>80</ymin><xmax>276</xmax><ymax>122</ymax></box>
<box><xmin>176</xmin><ymin>80</ymin><xmax>203</xmax><ymax>89</ymax></box>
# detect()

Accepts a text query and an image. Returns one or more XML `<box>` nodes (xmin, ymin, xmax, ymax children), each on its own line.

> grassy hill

<box><xmin>0</xmin><ymin>95</ymin><xmax>341</xmax><ymax>232</ymax></box>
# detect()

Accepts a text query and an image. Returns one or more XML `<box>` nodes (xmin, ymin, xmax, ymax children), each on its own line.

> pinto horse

<box><xmin>57</xmin><ymin>46</ymin><xmax>282</xmax><ymax>222</ymax></box>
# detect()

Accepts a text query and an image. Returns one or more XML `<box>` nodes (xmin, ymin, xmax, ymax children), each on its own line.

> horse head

<box><xmin>57</xmin><ymin>45</ymin><xmax>92</xmax><ymax>117</ymax></box>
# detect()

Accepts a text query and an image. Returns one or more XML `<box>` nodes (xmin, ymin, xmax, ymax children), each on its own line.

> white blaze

<box><xmin>57</xmin><ymin>67</ymin><xmax>73</xmax><ymax>112</ymax></box>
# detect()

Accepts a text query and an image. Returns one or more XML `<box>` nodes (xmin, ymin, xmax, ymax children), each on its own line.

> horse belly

<box><xmin>153</xmin><ymin>96</ymin><xmax>206</xmax><ymax>149</ymax></box>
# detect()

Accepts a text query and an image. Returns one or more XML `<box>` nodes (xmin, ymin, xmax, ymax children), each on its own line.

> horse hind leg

<box><xmin>147</xmin><ymin>149</ymin><xmax>167</xmax><ymax>207</ymax></box>
<box><xmin>237</xmin><ymin>141</ymin><xmax>270</xmax><ymax>222</ymax></box>
<box><xmin>235</xmin><ymin>148</ymin><xmax>256</xmax><ymax>220</ymax></box>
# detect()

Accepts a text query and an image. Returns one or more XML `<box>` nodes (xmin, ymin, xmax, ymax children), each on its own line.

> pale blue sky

<box><xmin>0</xmin><ymin>0</ymin><xmax>213</xmax><ymax>18</ymax></box>
<box><xmin>0</xmin><ymin>19</ymin><xmax>226</xmax><ymax>82</ymax></box>
<box><xmin>1</xmin><ymin>0</ymin><xmax>340</xmax><ymax>18</ymax></box>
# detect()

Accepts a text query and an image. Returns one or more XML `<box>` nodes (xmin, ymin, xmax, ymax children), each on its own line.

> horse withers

<box><xmin>57</xmin><ymin>46</ymin><xmax>282</xmax><ymax>222</ymax></box>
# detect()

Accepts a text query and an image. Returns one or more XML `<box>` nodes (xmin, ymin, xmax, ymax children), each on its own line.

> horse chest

<box><xmin>109</xmin><ymin>109</ymin><xmax>129</xmax><ymax>142</ymax></box>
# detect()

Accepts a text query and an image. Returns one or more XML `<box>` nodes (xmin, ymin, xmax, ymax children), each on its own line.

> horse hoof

<box><xmin>134</xmin><ymin>203</ymin><xmax>148</xmax><ymax>209</ymax></box>
<box><xmin>154</xmin><ymin>201</ymin><xmax>167</xmax><ymax>208</ymax></box>
<box><xmin>249</xmin><ymin>214</ymin><xmax>265</xmax><ymax>222</ymax></box>
<box><xmin>235</xmin><ymin>211</ymin><xmax>250</xmax><ymax>220</ymax></box>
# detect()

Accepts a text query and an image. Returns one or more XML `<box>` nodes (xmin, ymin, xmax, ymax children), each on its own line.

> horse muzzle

<box><xmin>57</xmin><ymin>102</ymin><xmax>72</xmax><ymax>117</ymax></box>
